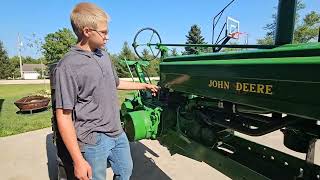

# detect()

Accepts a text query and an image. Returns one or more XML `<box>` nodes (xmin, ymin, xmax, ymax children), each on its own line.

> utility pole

<box><xmin>18</xmin><ymin>33</ymin><xmax>23</xmax><ymax>79</ymax></box>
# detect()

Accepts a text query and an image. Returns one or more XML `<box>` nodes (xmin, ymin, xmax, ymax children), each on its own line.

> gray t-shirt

<box><xmin>54</xmin><ymin>46</ymin><xmax>122</xmax><ymax>147</ymax></box>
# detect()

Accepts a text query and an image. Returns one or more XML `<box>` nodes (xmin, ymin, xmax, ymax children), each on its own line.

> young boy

<box><xmin>54</xmin><ymin>2</ymin><xmax>159</xmax><ymax>180</ymax></box>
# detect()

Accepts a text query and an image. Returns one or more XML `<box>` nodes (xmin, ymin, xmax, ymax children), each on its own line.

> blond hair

<box><xmin>70</xmin><ymin>2</ymin><xmax>110</xmax><ymax>38</ymax></box>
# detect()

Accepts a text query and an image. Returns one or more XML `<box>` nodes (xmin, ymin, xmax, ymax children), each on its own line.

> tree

<box><xmin>261</xmin><ymin>1</ymin><xmax>305</xmax><ymax>38</ymax></box>
<box><xmin>171</xmin><ymin>48</ymin><xmax>179</xmax><ymax>56</ymax></box>
<box><xmin>184</xmin><ymin>25</ymin><xmax>208</xmax><ymax>55</ymax></box>
<box><xmin>257</xmin><ymin>1</ymin><xmax>319</xmax><ymax>44</ymax></box>
<box><xmin>25</xmin><ymin>33</ymin><xmax>43</xmax><ymax>56</ymax></box>
<box><xmin>25</xmin><ymin>33</ymin><xmax>47</xmax><ymax>79</ymax></box>
<box><xmin>142</xmin><ymin>49</ymin><xmax>152</xmax><ymax>60</ymax></box>
<box><xmin>42</xmin><ymin>28</ymin><xmax>77</xmax><ymax>64</ymax></box>
<box><xmin>0</xmin><ymin>41</ymin><xmax>10</xmax><ymax>79</ymax></box>
<box><xmin>140</xmin><ymin>49</ymin><xmax>160</xmax><ymax>77</ymax></box>
<box><xmin>118</xmin><ymin>41</ymin><xmax>136</xmax><ymax>60</ymax></box>
<box><xmin>146</xmin><ymin>59</ymin><xmax>160</xmax><ymax>77</ymax></box>
<box><xmin>113</xmin><ymin>42</ymin><xmax>138</xmax><ymax>78</ymax></box>
<box><xmin>8</xmin><ymin>56</ymin><xmax>22</xmax><ymax>79</ymax></box>
<box><xmin>24</xmin><ymin>56</ymin><xmax>41</xmax><ymax>64</ymax></box>
<box><xmin>10</xmin><ymin>56</ymin><xmax>42</xmax><ymax>64</ymax></box>
<box><xmin>294</xmin><ymin>11</ymin><xmax>320</xmax><ymax>43</ymax></box>
<box><xmin>221</xmin><ymin>42</ymin><xmax>247</xmax><ymax>52</ymax></box>
<box><xmin>109</xmin><ymin>53</ymin><xmax>129</xmax><ymax>78</ymax></box>
<box><xmin>257</xmin><ymin>36</ymin><xmax>274</xmax><ymax>45</ymax></box>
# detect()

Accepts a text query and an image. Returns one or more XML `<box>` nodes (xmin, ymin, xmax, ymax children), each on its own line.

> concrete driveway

<box><xmin>0</xmin><ymin>128</ymin><xmax>228</xmax><ymax>180</ymax></box>
<box><xmin>0</xmin><ymin>128</ymin><xmax>318</xmax><ymax>180</ymax></box>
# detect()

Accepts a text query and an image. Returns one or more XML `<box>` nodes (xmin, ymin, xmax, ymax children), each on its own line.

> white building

<box><xmin>22</xmin><ymin>64</ymin><xmax>46</xmax><ymax>80</ymax></box>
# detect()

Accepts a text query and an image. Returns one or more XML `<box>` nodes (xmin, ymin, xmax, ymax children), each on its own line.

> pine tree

<box><xmin>184</xmin><ymin>25</ymin><xmax>208</xmax><ymax>55</ymax></box>
<box><xmin>142</xmin><ymin>49</ymin><xmax>151</xmax><ymax>60</ymax></box>
<box><xmin>119</xmin><ymin>41</ymin><xmax>136</xmax><ymax>60</ymax></box>
<box><xmin>111</xmin><ymin>42</ymin><xmax>136</xmax><ymax>78</ymax></box>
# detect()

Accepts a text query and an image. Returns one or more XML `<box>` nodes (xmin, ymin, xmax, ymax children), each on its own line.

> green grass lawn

<box><xmin>0</xmin><ymin>84</ymin><xmax>135</xmax><ymax>137</ymax></box>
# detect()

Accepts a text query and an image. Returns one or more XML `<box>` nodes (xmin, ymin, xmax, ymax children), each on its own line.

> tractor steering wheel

<box><xmin>132</xmin><ymin>27</ymin><xmax>162</xmax><ymax>60</ymax></box>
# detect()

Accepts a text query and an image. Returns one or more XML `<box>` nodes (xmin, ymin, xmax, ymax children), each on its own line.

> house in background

<box><xmin>22</xmin><ymin>64</ymin><xmax>46</xmax><ymax>80</ymax></box>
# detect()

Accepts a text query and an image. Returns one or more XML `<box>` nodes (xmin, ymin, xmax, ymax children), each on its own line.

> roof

<box><xmin>22</xmin><ymin>64</ymin><xmax>46</xmax><ymax>72</ymax></box>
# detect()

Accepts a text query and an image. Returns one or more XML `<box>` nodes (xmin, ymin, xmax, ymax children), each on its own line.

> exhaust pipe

<box><xmin>275</xmin><ymin>0</ymin><xmax>297</xmax><ymax>45</ymax></box>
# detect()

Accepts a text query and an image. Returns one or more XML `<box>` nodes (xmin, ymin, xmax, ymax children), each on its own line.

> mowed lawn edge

<box><xmin>0</xmin><ymin>84</ymin><xmax>134</xmax><ymax>137</ymax></box>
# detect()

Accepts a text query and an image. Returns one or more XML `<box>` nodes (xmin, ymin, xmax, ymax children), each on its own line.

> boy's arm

<box><xmin>117</xmin><ymin>80</ymin><xmax>159</xmax><ymax>95</ymax></box>
<box><xmin>56</xmin><ymin>109</ymin><xmax>92</xmax><ymax>180</ymax></box>
<box><xmin>110</xmin><ymin>62</ymin><xmax>159</xmax><ymax>93</ymax></box>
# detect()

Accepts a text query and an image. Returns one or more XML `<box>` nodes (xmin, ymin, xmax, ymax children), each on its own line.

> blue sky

<box><xmin>1</xmin><ymin>0</ymin><xmax>319</xmax><ymax>58</ymax></box>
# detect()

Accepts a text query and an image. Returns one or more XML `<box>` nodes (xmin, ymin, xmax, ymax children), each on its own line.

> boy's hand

<box><xmin>144</xmin><ymin>83</ymin><xmax>160</xmax><ymax>96</ymax></box>
<box><xmin>74</xmin><ymin>158</ymin><xmax>92</xmax><ymax>180</ymax></box>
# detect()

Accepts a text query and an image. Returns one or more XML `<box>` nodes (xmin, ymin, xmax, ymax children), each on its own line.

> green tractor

<box><xmin>120</xmin><ymin>0</ymin><xmax>320</xmax><ymax>179</ymax></box>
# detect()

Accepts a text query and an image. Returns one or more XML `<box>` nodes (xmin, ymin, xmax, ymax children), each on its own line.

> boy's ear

<box><xmin>83</xmin><ymin>27</ymin><xmax>91</xmax><ymax>38</ymax></box>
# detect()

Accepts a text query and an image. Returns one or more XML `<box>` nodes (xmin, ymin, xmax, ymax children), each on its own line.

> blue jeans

<box><xmin>83</xmin><ymin>132</ymin><xmax>133</xmax><ymax>180</ymax></box>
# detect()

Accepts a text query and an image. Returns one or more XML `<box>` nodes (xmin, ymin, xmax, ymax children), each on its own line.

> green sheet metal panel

<box><xmin>160</xmin><ymin>43</ymin><xmax>320</xmax><ymax>121</ymax></box>
<box><xmin>163</xmin><ymin>43</ymin><xmax>320</xmax><ymax>62</ymax></box>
